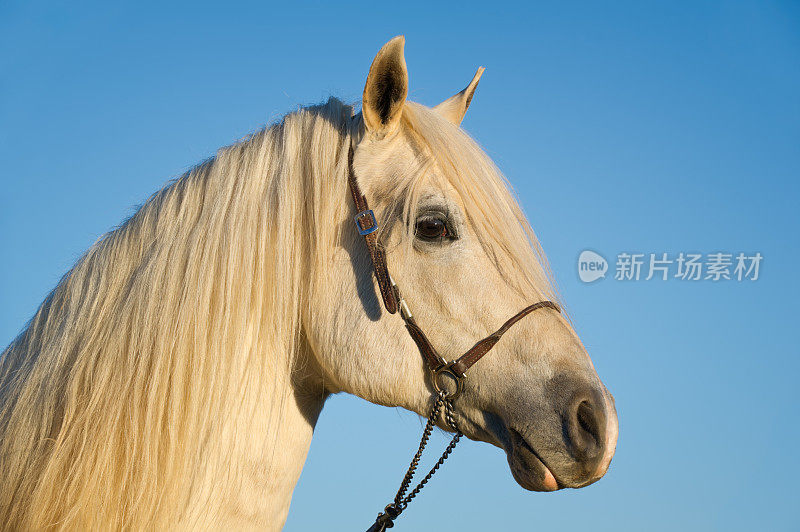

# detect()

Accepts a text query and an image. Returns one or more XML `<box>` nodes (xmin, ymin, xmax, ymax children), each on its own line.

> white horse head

<box><xmin>308</xmin><ymin>35</ymin><xmax>618</xmax><ymax>494</ymax></box>
<box><xmin>0</xmin><ymin>36</ymin><xmax>617</xmax><ymax>529</ymax></box>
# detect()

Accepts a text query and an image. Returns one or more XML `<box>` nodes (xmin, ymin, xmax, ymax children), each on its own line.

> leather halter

<box><xmin>347</xmin><ymin>144</ymin><xmax>560</xmax><ymax>399</ymax></box>
<box><xmin>349</xmin><ymin>139</ymin><xmax>560</xmax><ymax>531</ymax></box>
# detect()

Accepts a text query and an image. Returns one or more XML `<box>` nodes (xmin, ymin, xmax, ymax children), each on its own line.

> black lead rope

<box><xmin>366</xmin><ymin>392</ymin><xmax>462</xmax><ymax>532</ymax></box>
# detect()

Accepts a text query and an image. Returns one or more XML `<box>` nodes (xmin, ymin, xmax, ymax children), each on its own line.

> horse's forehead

<box><xmin>357</xmin><ymin>130</ymin><xmax>418</xmax><ymax>169</ymax></box>
<box><xmin>357</xmin><ymin>130</ymin><xmax>478</xmax><ymax>206</ymax></box>
<box><xmin>354</xmin><ymin>134</ymin><xmax>427</xmax><ymax>190</ymax></box>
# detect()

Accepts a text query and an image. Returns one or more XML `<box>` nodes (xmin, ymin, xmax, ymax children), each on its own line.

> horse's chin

<box><xmin>506</xmin><ymin>428</ymin><xmax>561</xmax><ymax>492</ymax></box>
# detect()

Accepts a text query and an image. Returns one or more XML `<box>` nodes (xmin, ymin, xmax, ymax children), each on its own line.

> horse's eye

<box><xmin>415</xmin><ymin>216</ymin><xmax>448</xmax><ymax>241</ymax></box>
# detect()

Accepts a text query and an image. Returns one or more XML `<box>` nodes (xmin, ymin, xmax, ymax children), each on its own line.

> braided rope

<box><xmin>369</xmin><ymin>392</ymin><xmax>462</xmax><ymax>530</ymax></box>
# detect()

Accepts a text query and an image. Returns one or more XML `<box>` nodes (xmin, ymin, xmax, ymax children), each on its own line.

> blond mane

<box><xmin>0</xmin><ymin>99</ymin><xmax>354</xmax><ymax>529</ymax></box>
<box><xmin>0</xmin><ymin>98</ymin><xmax>556</xmax><ymax>529</ymax></box>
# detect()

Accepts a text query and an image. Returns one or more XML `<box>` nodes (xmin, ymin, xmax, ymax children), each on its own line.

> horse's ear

<box><xmin>362</xmin><ymin>36</ymin><xmax>408</xmax><ymax>139</ymax></box>
<box><xmin>433</xmin><ymin>67</ymin><xmax>485</xmax><ymax>125</ymax></box>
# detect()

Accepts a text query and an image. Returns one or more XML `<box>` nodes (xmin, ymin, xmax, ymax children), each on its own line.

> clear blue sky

<box><xmin>1</xmin><ymin>2</ymin><xmax>798</xmax><ymax>530</ymax></box>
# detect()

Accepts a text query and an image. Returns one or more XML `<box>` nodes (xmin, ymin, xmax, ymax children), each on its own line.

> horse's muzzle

<box><xmin>503</xmin><ymin>375</ymin><xmax>618</xmax><ymax>491</ymax></box>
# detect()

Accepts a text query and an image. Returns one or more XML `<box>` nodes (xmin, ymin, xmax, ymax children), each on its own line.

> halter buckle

<box><xmin>354</xmin><ymin>209</ymin><xmax>378</xmax><ymax>235</ymax></box>
<box><xmin>432</xmin><ymin>362</ymin><xmax>466</xmax><ymax>400</ymax></box>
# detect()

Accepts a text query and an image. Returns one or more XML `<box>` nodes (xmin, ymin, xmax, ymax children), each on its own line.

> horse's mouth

<box><xmin>507</xmin><ymin>428</ymin><xmax>560</xmax><ymax>492</ymax></box>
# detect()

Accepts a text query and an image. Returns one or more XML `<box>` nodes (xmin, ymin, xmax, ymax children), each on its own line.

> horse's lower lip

<box><xmin>508</xmin><ymin>428</ymin><xmax>560</xmax><ymax>491</ymax></box>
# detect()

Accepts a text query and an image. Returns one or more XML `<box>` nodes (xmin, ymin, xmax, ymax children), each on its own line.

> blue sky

<box><xmin>1</xmin><ymin>2</ymin><xmax>798</xmax><ymax>530</ymax></box>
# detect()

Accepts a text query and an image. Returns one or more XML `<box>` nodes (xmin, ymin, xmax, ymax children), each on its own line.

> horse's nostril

<box><xmin>576</xmin><ymin>400</ymin><xmax>600</xmax><ymax>445</ymax></box>
<box><xmin>567</xmin><ymin>396</ymin><xmax>605</xmax><ymax>463</ymax></box>
<box><xmin>547</xmin><ymin>374</ymin><xmax>615</xmax><ymax>483</ymax></box>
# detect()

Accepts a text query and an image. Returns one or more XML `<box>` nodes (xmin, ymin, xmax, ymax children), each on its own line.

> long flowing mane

<box><xmin>0</xmin><ymin>99</ymin><xmax>355</xmax><ymax>529</ymax></box>
<box><xmin>0</xmin><ymin>98</ymin><xmax>556</xmax><ymax>529</ymax></box>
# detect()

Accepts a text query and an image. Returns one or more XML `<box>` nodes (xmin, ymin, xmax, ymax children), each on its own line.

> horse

<box><xmin>0</xmin><ymin>36</ymin><xmax>618</xmax><ymax>530</ymax></box>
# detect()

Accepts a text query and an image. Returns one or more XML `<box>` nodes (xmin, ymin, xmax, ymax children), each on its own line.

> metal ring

<box><xmin>432</xmin><ymin>365</ymin><xmax>465</xmax><ymax>400</ymax></box>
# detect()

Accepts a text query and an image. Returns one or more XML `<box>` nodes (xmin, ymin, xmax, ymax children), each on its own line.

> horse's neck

<box><xmin>183</xmin><ymin>358</ymin><xmax>326</xmax><ymax>529</ymax></box>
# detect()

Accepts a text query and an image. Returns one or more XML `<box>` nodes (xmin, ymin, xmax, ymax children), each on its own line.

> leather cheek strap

<box><xmin>348</xmin><ymin>145</ymin><xmax>398</xmax><ymax>314</ymax></box>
